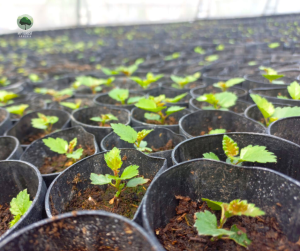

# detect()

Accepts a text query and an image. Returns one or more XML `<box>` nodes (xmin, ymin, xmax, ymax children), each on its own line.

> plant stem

<box><xmin>158</xmin><ymin>111</ymin><xmax>166</xmax><ymax>124</ymax></box>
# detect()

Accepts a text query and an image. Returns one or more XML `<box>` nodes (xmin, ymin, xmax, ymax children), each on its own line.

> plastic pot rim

<box><xmin>267</xmin><ymin>116</ymin><xmax>300</xmax><ymax>135</ymax></box>
<box><xmin>0</xmin><ymin>136</ymin><xmax>21</xmax><ymax>160</ymax></box>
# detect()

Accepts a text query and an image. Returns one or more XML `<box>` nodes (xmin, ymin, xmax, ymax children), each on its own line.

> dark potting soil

<box><xmin>0</xmin><ymin>114</ymin><xmax>5</xmax><ymax>123</ymax></box>
<box><xmin>146</xmin><ymin>116</ymin><xmax>178</xmax><ymax>125</ymax></box>
<box><xmin>39</xmin><ymin>145</ymin><xmax>95</xmax><ymax>174</ymax></box>
<box><xmin>151</xmin><ymin>139</ymin><xmax>174</xmax><ymax>152</ymax></box>
<box><xmin>0</xmin><ymin>203</ymin><xmax>14</xmax><ymax>237</ymax></box>
<box><xmin>21</xmin><ymin>132</ymin><xmax>48</xmax><ymax>145</ymax></box>
<box><xmin>156</xmin><ymin>196</ymin><xmax>300</xmax><ymax>251</ymax></box>
<box><xmin>60</xmin><ymin>174</ymin><xmax>150</xmax><ymax>219</ymax></box>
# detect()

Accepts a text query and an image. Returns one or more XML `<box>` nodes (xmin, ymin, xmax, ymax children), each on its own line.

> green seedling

<box><xmin>130</xmin><ymin>73</ymin><xmax>164</xmax><ymax>89</ymax></box>
<box><xmin>111</xmin><ymin>123</ymin><xmax>153</xmax><ymax>152</ymax></box>
<box><xmin>0</xmin><ymin>90</ymin><xmax>19</xmax><ymax>106</ymax></box>
<box><xmin>135</xmin><ymin>96</ymin><xmax>185</xmax><ymax>125</ymax></box>
<box><xmin>43</xmin><ymin>137</ymin><xmax>83</xmax><ymax>166</ymax></box>
<box><xmin>60</xmin><ymin>100</ymin><xmax>81</xmax><ymax>110</ymax></box>
<box><xmin>164</xmin><ymin>52</ymin><xmax>180</xmax><ymax>61</ymax></box>
<box><xmin>196</xmin><ymin>92</ymin><xmax>237</xmax><ymax>110</ymax></box>
<box><xmin>277</xmin><ymin>81</ymin><xmax>300</xmax><ymax>100</ymax></box>
<box><xmin>34</xmin><ymin>88</ymin><xmax>73</xmax><ymax>102</ymax></box>
<box><xmin>216</xmin><ymin>44</ymin><xmax>224</xmax><ymax>51</ymax></box>
<box><xmin>9</xmin><ymin>189</ymin><xmax>32</xmax><ymax>228</ymax></box>
<box><xmin>90</xmin><ymin>147</ymin><xmax>149</xmax><ymax>204</ymax></box>
<box><xmin>213</xmin><ymin>78</ymin><xmax>244</xmax><ymax>92</ymax></box>
<box><xmin>102</xmin><ymin>58</ymin><xmax>144</xmax><ymax>76</ymax></box>
<box><xmin>28</xmin><ymin>74</ymin><xmax>40</xmax><ymax>82</ymax></box>
<box><xmin>6</xmin><ymin>104</ymin><xmax>29</xmax><ymax>116</ymax></box>
<box><xmin>90</xmin><ymin>114</ymin><xmax>118</xmax><ymax>126</ymax></box>
<box><xmin>72</xmin><ymin>76</ymin><xmax>115</xmax><ymax>94</ymax></box>
<box><xmin>195</xmin><ymin>198</ymin><xmax>265</xmax><ymax>248</ymax></box>
<box><xmin>251</xmin><ymin>94</ymin><xmax>300</xmax><ymax>126</ymax></box>
<box><xmin>170</xmin><ymin>72</ymin><xmax>201</xmax><ymax>89</ymax></box>
<box><xmin>31</xmin><ymin>113</ymin><xmax>59</xmax><ymax>134</ymax></box>
<box><xmin>203</xmin><ymin>135</ymin><xmax>277</xmax><ymax>165</ymax></box>
<box><xmin>0</xmin><ymin>77</ymin><xmax>10</xmax><ymax>87</ymax></box>
<box><xmin>108</xmin><ymin>88</ymin><xmax>143</xmax><ymax>105</ymax></box>
<box><xmin>205</xmin><ymin>55</ymin><xmax>219</xmax><ymax>62</ymax></box>
<box><xmin>268</xmin><ymin>42</ymin><xmax>280</xmax><ymax>48</ymax></box>
<box><xmin>208</xmin><ymin>129</ymin><xmax>226</xmax><ymax>135</ymax></box>
<box><xmin>259</xmin><ymin>66</ymin><xmax>285</xmax><ymax>83</ymax></box>
<box><xmin>194</xmin><ymin>46</ymin><xmax>206</xmax><ymax>54</ymax></box>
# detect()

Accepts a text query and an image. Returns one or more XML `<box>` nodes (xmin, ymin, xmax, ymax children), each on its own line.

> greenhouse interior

<box><xmin>1</xmin><ymin>0</ymin><xmax>300</xmax><ymax>250</ymax></box>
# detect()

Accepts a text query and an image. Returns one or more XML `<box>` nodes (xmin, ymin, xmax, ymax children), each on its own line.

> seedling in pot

<box><xmin>9</xmin><ymin>189</ymin><xmax>32</xmax><ymax>228</ymax></box>
<box><xmin>164</xmin><ymin>52</ymin><xmax>180</xmax><ymax>61</ymax></box>
<box><xmin>135</xmin><ymin>96</ymin><xmax>185</xmax><ymax>125</ymax></box>
<box><xmin>90</xmin><ymin>114</ymin><xmax>118</xmax><ymax>127</ymax></box>
<box><xmin>72</xmin><ymin>76</ymin><xmax>115</xmax><ymax>94</ymax></box>
<box><xmin>90</xmin><ymin>147</ymin><xmax>149</xmax><ymax>205</ymax></box>
<box><xmin>130</xmin><ymin>72</ymin><xmax>164</xmax><ymax>89</ymax></box>
<box><xmin>111</xmin><ymin>123</ymin><xmax>153</xmax><ymax>152</ymax></box>
<box><xmin>108</xmin><ymin>88</ymin><xmax>143</xmax><ymax>105</ymax></box>
<box><xmin>251</xmin><ymin>94</ymin><xmax>300</xmax><ymax>126</ymax></box>
<box><xmin>102</xmin><ymin>58</ymin><xmax>144</xmax><ymax>76</ymax></box>
<box><xmin>208</xmin><ymin>129</ymin><xmax>226</xmax><ymax>135</ymax></box>
<box><xmin>31</xmin><ymin>113</ymin><xmax>59</xmax><ymax>134</ymax></box>
<box><xmin>42</xmin><ymin>137</ymin><xmax>83</xmax><ymax>167</ymax></box>
<box><xmin>60</xmin><ymin>100</ymin><xmax>81</xmax><ymax>110</ymax></box>
<box><xmin>195</xmin><ymin>198</ymin><xmax>265</xmax><ymax>248</ymax></box>
<box><xmin>6</xmin><ymin>104</ymin><xmax>29</xmax><ymax>117</ymax></box>
<box><xmin>277</xmin><ymin>81</ymin><xmax>300</xmax><ymax>100</ymax></box>
<box><xmin>0</xmin><ymin>90</ymin><xmax>19</xmax><ymax>106</ymax></box>
<box><xmin>196</xmin><ymin>92</ymin><xmax>237</xmax><ymax>110</ymax></box>
<box><xmin>203</xmin><ymin>135</ymin><xmax>277</xmax><ymax>165</ymax></box>
<box><xmin>170</xmin><ymin>72</ymin><xmax>201</xmax><ymax>89</ymax></box>
<box><xmin>259</xmin><ymin>66</ymin><xmax>285</xmax><ymax>83</ymax></box>
<box><xmin>34</xmin><ymin>88</ymin><xmax>73</xmax><ymax>102</ymax></box>
<box><xmin>213</xmin><ymin>78</ymin><xmax>244</xmax><ymax>92</ymax></box>
<box><xmin>0</xmin><ymin>77</ymin><xmax>10</xmax><ymax>87</ymax></box>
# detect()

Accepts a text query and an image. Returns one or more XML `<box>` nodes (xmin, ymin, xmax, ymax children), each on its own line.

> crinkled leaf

<box><xmin>250</xmin><ymin>94</ymin><xmax>275</xmax><ymax>119</ymax></box>
<box><xmin>229</xmin><ymin>225</ymin><xmax>252</xmax><ymax>248</ymax></box>
<box><xmin>111</xmin><ymin>123</ymin><xmax>137</xmax><ymax>143</ymax></box>
<box><xmin>287</xmin><ymin>81</ymin><xmax>300</xmax><ymax>100</ymax></box>
<box><xmin>66</xmin><ymin>148</ymin><xmax>83</xmax><ymax>160</ymax></box>
<box><xmin>165</xmin><ymin>93</ymin><xmax>187</xmax><ymax>103</ymax></box>
<box><xmin>104</xmin><ymin>147</ymin><xmax>123</xmax><ymax>171</ymax></box>
<box><xmin>137</xmin><ymin>129</ymin><xmax>153</xmax><ymax>142</ymax></box>
<box><xmin>144</xmin><ymin>113</ymin><xmax>161</xmax><ymax>121</ymax></box>
<box><xmin>240</xmin><ymin>145</ymin><xmax>277</xmax><ymax>163</ymax></box>
<box><xmin>10</xmin><ymin>189</ymin><xmax>32</xmax><ymax>216</ymax></box>
<box><xmin>135</xmin><ymin>98</ymin><xmax>166</xmax><ymax>112</ymax></box>
<box><xmin>121</xmin><ymin>165</ymin><xmax>139</xmax><ymax>179</ymax></box>
<box><xmin>90</xmin><ymin>173</ymin><xmax>112</xmax><ymax>185</ymax></box>
<box><xmin>203</xmin><ymin>152</ymin><xmax>220</xmax><ymax>161</ymax></box>
<box><xmin>165</xmin><ymin>106</ymin><xmax>185</xmax><ymax>115</ymax></box>
<box><xmin>226</xmin><ymin>199</ymin><xmax>265</xmax><ymax>217</ymax></box>
<box><xmin>108</xmin><ymin>88</ymin><xmax>129</xmax><ymax>102</ymax></box>
<box><xmin>222</xmin><ymin>135</ymin><xmax>239</xmax><ymax>158</ymax></box>
<box><xmin>6</xmin><ymin>104</ymin><xmax>29</xmax><ymax>115</ymax></box>
<box><xmin>126</xmin><ymin>177</ymin><xmax>149</xmax><ymax>187</ymax></box>
<box><xmin>209</xmin><ymin>129</ymin><xmax>226</xmax><ymax>134</ymax></box>
<box><xmin>68</xmin><ymin>138</ymin><xmax>77</xmax><ymax>153</ymax></box>
<box><xmin>202</xmin><ymin>198</ymin><xmax>223</xmax><ymax>210</ymax></box>
<box><xmin>271</xmin><ymin>106</ymin><xmax>300</xmax><ymax>120</ymax></box>
<box><xmin>43</xmin><ymin>137</ymin><xmax>68</xmax><ymax>154</ymax></box>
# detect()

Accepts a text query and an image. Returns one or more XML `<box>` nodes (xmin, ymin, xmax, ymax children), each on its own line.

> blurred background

<box><xmin>0</xmin><ymin>0</ymin><xmax>300</xmax><ymax>34</ymax></box>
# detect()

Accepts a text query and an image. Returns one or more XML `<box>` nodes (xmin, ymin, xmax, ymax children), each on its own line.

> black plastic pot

<box><xmin>189</xmin><ymin>98</ymin><xmax>250</xmax><ymax>115</ymax></box>
<box><xmin>93</xmin><ymin>91</ymin><xmax>146</xmax><ymax>111</ymax></box>
<box><xmin>0</xmin><ymin>107</ymin><xmax>11</xmax><ymax>136</ymax></box>
<box><xmin>160</xmin><ymin>80</ymin><xmax>205</xmax><ymax>92</ymax></box>
<box><xmin>131</xmin><ymin>107</ymin><xmax>190</xmax><ymax>133</ymax></box>
<box><xmin>20</xmin><ymin>126</ymin><xmax>99</xmax><ymax>187</ymax></box>
<box><xmin>4</xmin><ymin>109</ymin><xmax>71</xmax><ymax>149</ymax></box>
<box><xmin>101</xmin><ymin>126</ymin><xmax>186</xmax><ymax>167</ymax></box>
<box><xmin>71</xmin><ymin>106</ymin><xmax>131</xmax><ymax>145</ymax></box>
<box><xmin>172</xmin><ymin>132</ymin><xmax>300</xmax><ymax>181</ymax></box>
<box><xmin>0</xmin><ymin>211</ymin><xmax>161</xmax><ymax>251</ymax></box>
<box><xmin>267</xmin><ymin>116</ymin><xmax>300</xmax><ymax>146</ymax></box>
<box><xmin>142</xmin><ymin>159</ymin><xmax>300</xmax><ymax>249</ymax></box>
<box><xmin>45</xmin><ymin>149</ymin><xmax>167</xmax><ymax>226</ymax></box>
<box><xmin>0</xmin><ymin>136</ymin><xmax>23</xmax><ymax>160</ymax></box>
<box><xmin>48</xmin><ymin>97</ymin><xmax>95</xmax><ymax>114</ymax></box>
<box><xmin>0</xmin><ymin>160</ymin><xmax>47</xmax><ymax>242</ymax></box>
<box><xmin>179</xmin><ymin>110</ymin><xmax>266</xmax><ymax>138</ymax></box>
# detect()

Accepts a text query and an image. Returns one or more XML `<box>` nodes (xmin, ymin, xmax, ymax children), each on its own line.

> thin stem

<box><xmin>158</xmin><ymin>111</ymin><xmax>166</xmax><ymax>124</ymax></box>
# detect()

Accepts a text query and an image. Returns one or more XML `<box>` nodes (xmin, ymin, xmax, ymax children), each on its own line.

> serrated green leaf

<box><xmin>250</xmin><ymin>94</ymin><xmax>275</xmax><ymax>119</ymax></box>
<box><xmin>209</xmin><ymin>129</ymin><xmax>226</xmax><ymax>135</ymax></box>
<box><xmin>135</xmin><ymin>98</ymin><xmax>166</xmax><ymax>112</ymax></box>
<box><xmin>287</xmin><ymin>81</ymin><xmax>300</xmax><ymax>100</ymax></box>
<box><xmin>137</xmin><ymin>129</ymin><xmax>153</xmax><ymax>142</ymax></box>
<box><xmin>43</xmin><ymin>137</ymin><xmax>68</xmax><ymax>154</ymax></box>
<box><xmin>126</xmin><ymin>177</ymin><xmax>149</xmax><ymax>187</ymax></box>
<box><xmin>202</xmin><ymin>198</ymin><xmax>223</xmax><ymax>210</ymax></box>
<box><xmin>216</xmin><ymin>92</ymin><xmax>237</xmax><ymax>108</ymax></box>
<box><xmin>120</xmin><ymin>165</ymin><xmax>139</xmax><ymax>179</ymax></box>
<box><xmin>229</xmin><ymin>225</ymin><xmax>252</xmax><ymax>248</ymax></box>
<box><xmin>9</xmin><ymin>214</ymin><xmax>21</xmax><ymax>228</ymax></box>
<box><xmin>223</xmin><ymin>135</ymin><xmax>239</xmax><ymax>158</ymax></box>
<box><xmin>10</xmin><ymin>189</ymin><xmax>32</xmax><ymax>216</ymax></box>
<box><xmin>165</xmin><ymin>106</ymin><xmax>185</xmax><ymax>115</ymax></box>
<box><xmin>108</xmin><ymin>88</ymin><xmax>129</xmax><ymax>102</ymax></box>
<box><xmin>240</xmin><ymin>145</ymin><xmax>277</xmax><ymax>163</ymax></box>
<box><xmin>272</xmin><ymin>106</ymin><xmax>300</xmax><ymax>120</ymax></box>
<box><xmin>226</xmin><ymin>199</ymin><xmax>265</xmax><ymax>217</ymax></box>
<box><xmin>165</xmin><ymin>93</ymin><xmax>187</xmax><ymax>103</ymax></box>
<box><xmin>111</xmin><ymin>123</ymin><xmax>137</xmax><ymax>143</ymax></box>
<box><xmin>66</xmin><ymin>148</ymin><xmax>83</xmax><ymax>160</ymax></box>
<box><xmin>127</xmin><ymin>96</ymin><xmax>143</xmax><ymax>104</ymax></box>
<box><xmin>90</xmin><ymin>173</ymin><xmax>112</xmax><ymax>185</ymax></box>
<box><xmin>105</xmin><ymin>147</ymin><xmax>123</xmax><ymax>171</ymax></box>
<box><xmin>144</xmin><ymin>113</ymin><xmax>161</xmax><ymax>121</ymax></box>
<box><xmin>6</xmin><ymin>104</ymin><xmax>29</xmax><ymax>116</ymax></box>
<box><xmin>203</xmin><ymin>152</ymin><xmax>220</xmax><ymax>161</ymax></box>
<box><xmin>225</xmin><ymin>78</ymin><xmax>245</xmax><ymax>87</ymax></box>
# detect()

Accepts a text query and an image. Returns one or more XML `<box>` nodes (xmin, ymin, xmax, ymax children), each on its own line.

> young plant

<box><xmin>34</xmin><ymin>88</ymin><xmax>73</xmax><ymax>102</ymax></box>
<box><xmin>28</xmin><ymin>73</ymin><xmax>40</xmax><ymax>82</ymax></box>
<box><xmin>0</xmin><ymin>90</ymin><xmax>19</xmax><ymax>106</ymax></box>
<box><xmin>194</xmin><ymin>198</ymin><xmax>265</xmax><ymax>248</ymax></box>
<box><xmin>213</xmin><ymin>78</ymin><xmax>244</xmax><ymax>92</ymax></box>
<box><xmin>164</xmin><ymin>52</ymin><xmax>180</xmax><ymax>61</ymax></box>
<box><xmin>60</xmin><ymin>100</ymin><xmax>81</xmax><ymax>110</ymax></box>
<box><xmin>31</xmin><ymin>113</ymin><xmax>59</xmax><ymax>134</ymax></box>
<box><xmin>170</xmin><ymin>72</ymin><xmax>201</xmax><ymax>89</ymax></box>
<box><xmin>102</xmin><ymin>58</ymin><xmax>144</xmax><ymax>76</ymax></box>
<box><xmin>108</xmin><ymin>88</ymin><xmax>143</xmax><ymax>105</ymax></box>
<box><xmin>135</xmin><ymin>97</ymin><xmax>185</xmax><ymax>125</ymax></box>
<box><xmin>72</xmin><ymin>76</ymin><xmax>115</xmax><ymax>94</ymax></box>
<box><xmin>203</xmin><ymin>135</ymin><xmax>277</xmax><ymax>165</ymax></box>
<box><xmin>9</xmin><ymin>189</ymin><xmax>32</xmax><ymax>228</ymax></box>
<box><xmin>194</xmin><ymin>46</ymin><xmax>205</xmax><ymax>54</ymax></box>
<box><xmin>90</xmin><ymin>147</ymin><xmax>149</xmax><ymax>204</ymax></box>
<box><xmin>208</xmin><ymin>129</ymin><xmax>226</xmax><ymax>135</ymax></box>
<box><xmin>251</xmin><ymin>94</ymin><xmax>300</xmax><ymax>126</ymax></box>
<box><xmin>111</xmin><ymin>123</ymin><xmax>153</xmax><ymax>152</ymax></box>
<box><xmin>130</xmin><ymin>73</ymin><xmax>164</xmax><ymax>89</ymax></box>
<box><xmin>90</xmin><ymin>114</ymin><xmax>118</xmax><ymax>126</ymax></box>
<box><xmin>0</xmin><ymin>77</ymin><xmax>10</xmax><ymax>87</ymax></box>
<box><xmin>43</xmin><ymin>137</ymin><xmax>83</xmax><ymax>166</ymax></box>
<box><xmin>6</xmin><ymin>104</ymin><xmax>29</xmax><ymax>116</ymax></box>
<box><xmin>196</xmin><ymin>92</ymin><xmax>237</xmax><ymax>110</ymax></box>
<box><xmin>260</xmin><ymin>66</ymin><xmax>285</xmax><ymax>83</ymax></box>
<box><xmin>277</xmin><ymin>81</ymin><xmax>300</xmax><ymax>100</ymax></box>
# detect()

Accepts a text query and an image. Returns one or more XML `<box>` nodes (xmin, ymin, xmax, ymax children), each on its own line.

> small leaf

<box><xmin>111</xmin><ymin>123</ymin><xmax>138</xmax><ymax>143</ymax></box>
<box><xmin>135</xmin><ymin>98</ymin><xmax>166</xmax><ymax>112</ymax></box>
<box><xmin>108</xmin><ymin>88</ymin><xmax>129</xmax><ymax>102</ymax></box>
<box><xmin>165</xmin><ymin>93</ymin><xmax>187</xmax><ymax>103</ymax></box>
<box><xmin>262</xmin><ymin>74</ymin><xmax>284</xmax><ymax>82</ymax></box>
<box><xmin>10</xmin><ymin>189</ymin><xmax>32</xmax><ymax>216</ymax></box>
<box><xmin>66</xmin><ymin>148</ymin><xmax>83</xmax><ymax>160</ymax></box>
<box><xmin>165</xmin><ymin>106</ymin><xmax>185</xmax><ymax>115</ymax></box>
<box><xmin>205</xmin><ymin>55</ymin><xmax>219</xmax><ymax>62</ymax></box>
<box><xmin>127</xmin><ymin>96</ymin><xmax>143</xmax><ymax>104</ymax></box>
<box><xmin>202</xmin><ymin>198</ymin><xmax>223</xmax><ymax>210</ymax></box>
<box><xmin>287</xmin><ymin>81</ymin><xmax>300</xmax><ymax>100</ymax></box>
<box><xmin>271</xmin><ymin>106</ymin><xmax>300</xmax><ymax>120</ymax></box>
<box><xmin>222</xmin><ymin>135</ymin><xmax>239</xmax><ymax>158</ymax></box>
<box><xmin>194</xmin><ymin>46</ymin><xmax>205</xmax><ymax>54</ymax></box>
<box><xmin>43</xmin><ymin>138</ymin><xmax>68</xmax><ymax>154</ymax></box>
<box><xmin>137</xmin><ymin>129</ymin><xmax>153</xmax><ymax>142</ymax></box>
<box><xmin>144</xmin><ymin>113</ymin><xmax>161</xmax><ymax>121</ymax></box>
<box><xmin>229</xmin><ymin>225</ymin><xmax>252</xmax><ymax>248</ymax></box>
<box><xmin>9</xmin><ymin>214</ymin><xmax>21</xmax><ymax>228</ymax></box>
<box><xmin>126</xmin><ymin>177</ymin><xmax>149</xmax><ymax>187</ymax></box>
<box><xmin>240</xmin><ymin>145</ymin><xmax>277</xmax><ymax>163</ymax></box>
<box><xmin>226</xmin><ymin>199</ymin><xmax>265</xmax><ymax>217</ymax></box>
<box><xmin>120</xmin><ymin>165</ymin><xmax>139</xmax><ymax>179</ymax></box>
<box><xmin>104</xmin><ymin>147</ymin><xmax>123</xmax><ymax>171</ymax></box>
<box><xmin>216</xmin><ymin>92</ymin><xmax>237</xmax><ymax>108</ymax></box>
<box><xmin>268</xmin><ymin>42</ymin><xmax>280</xmax><ymax>48</ymax></box>
<box><xmin>225</xmin><ymin>78</ymin><xmax>244</xmax><ymax>88</ymax></box>
<box><xmin>197</xmin><ymin>94</ymin><xmax>218</xmax><ymax>106</ymax></box>
<box><xmin>250</xmin><ymin>94</ymin><xmax>275</xmax><ymax>119</ymax></box>
<box><xmin>203</xmin><ymin>152</ymin><xmax>220</xmax><ymax>161</ymax></box>
<box><xmin>6</xmin><ymin>104</ymin><xmax>29</xmax><ymax>116</ymax></box>
<box><xmin>68</xmin><ymin>138</ymin><xmax>77</xmax><ymax>152</ymax></box>
<box><xmin>209</xmin><ymin>129</ymin><xmax>226</xmax><ymax>135</ymax></box>
<box><xmin>90</xmin><ymin>173</ymin><xmax>112</xmax><ymax>185</ymax></box>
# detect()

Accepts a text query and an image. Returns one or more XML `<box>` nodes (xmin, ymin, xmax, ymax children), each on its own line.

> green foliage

<box><xmin>6</xmin><ymin>104</ymin><xmax>29</xmax><ymax>116</ymax></box>
<box><xmin>164</xmin><ymin>52</ymin><xmax>180</xmax><ymax>61</ymax></box>
<box><xmin>90</xmin><ymin>114</ymin><xmax>118</xmax><ymax>126</ymax></box>
<box><xmin>170</xmin><ymin>72</ymin><xmax>201</xmax><ymax>89</ymax></box>
<box><xmin>90</xmin><ymin>147</ymin><xmax>149</xmax><ymax>204</ymax></box>
<box><xmin>251</xmin><ymin>94</ymin><xmax>300</xmax><ymax>126</ymax></box>
<box><xmin>34</xmin><ymin>88</ymin><xmax>73</xmax><ymax>101</ymax></box>
<box><xmin>108</xmin><ymin>88</ymin><xmax>130</xmax><ymax>105</ymax></box>
<box><xmin>130</xmin><ymin>73</ymin><xmax>164</xmax><ymax>89</ymax></box>
<box><xmin>28</xmin><ymin>74</ymin><xmax>40</xmax><ymax>82</ymax></box>
<box><xmin>260</xmin><ymin>66</ymin><xmax>285</xmax><ymax>83</ymax></box>
<box><xmin>287</xmin><ymin>81</ymin><xmax>300</xmax><ymax>100</ymax></box>
<box><xmin>196</xmin><ymin>92</ymin><xmax>237</xmax><ymax>110</ymax></box>
<box><xmin>60</xmin><ymin>100</ymin><xmax>81</xmax><ymax>110</ymax></box>
<box><xmin>194</xmin><ymin>198</ymin><xmax>265</xmax><ymax>248</ymax></box>
<box><xmin>42</xmin><ymin>137</ymin><xmax>83</xmax><ymax>161</ymax></box>
<box><xmin>213</xmin><ymin>78</ymin><xmax>244</xmax><ymax>92</ymax></box>
<box><xmin>268</xmin><ymin>42</ymin><xmax>280</xmax><ymax>48</ymax></box>
<box><xmin>73</xmin><ymin>76</ymin><xmax>115</xmax><ymax>94</ymax></box>
<box><xmin>203</xmin><ymin>135</ymin><xmax>277</xmax><ymax>165</ymax></box>
<box><xmin>208</xmin><ymin>129</ymin><xmax>226</xmax><ymax>135</ymax></box>
<box><xmin>31</xmin><ymin>113</ymin><xmax>59</xmax><ymax>134</ymax></box>
<box><xmin>205</xmin><ymin>55</ymin><xmax>219</xmax><ymax>62</ymax></box>
<box><xmin>216</xmin><ymin>44</ymin><xmax>224</xmax><ymax>51</ymax></box>
<box><xmin>9</xmin><ymin>189</ymin><xmax>32</xmax><ymax>228</ymax></box>
<box><xmin>0</xmin><ymin>77</ymin><xmax>10</xmax><ymax>87</ymax></box>
<box><xmin>0</xmin><ymin>90</ymin><xmax>19</xmax><ymax>105</ymax></box>
<box><xmin>194</xmin><ymin>46</ymin><xmax>205</xmax><ymax>54</ymax></box>
<box><xmin>102</xmin><ymin>59</ymin><xmax>144</xmax><ymax>76</ymax></box>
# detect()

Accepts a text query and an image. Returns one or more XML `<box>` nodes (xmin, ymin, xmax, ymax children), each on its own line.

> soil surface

<box><xmin>151</xmin><ymin>139</ymin><xmax>174</xmax><ymax>152</ymax></box>
<box><xmin>156</xmin><ymin>196</ymin><xmax>300</xmax><ymax>251</ymax></box>
<box><xmin>21</xmin><ymin>132</ymin><xmax>48</xmax><ymax>145</ymax></box>
<box><xmin>39</xmin><ymin>145</ymin><xmax>95</xmax><ymax>174</ymax></box>
<box><xmin>60</xmin><ymin>174</ymin><xmax>150</xmax><ymax>219</ymax></box>
<box><xmin>146</xmin><ymin>116</ymin><xmax>178</xmax><ymax>125</ymax></box>
<box><xmin>0</xmin><ymin>203</ymin><xmax>14</xmax><ymax>237</ymax></box>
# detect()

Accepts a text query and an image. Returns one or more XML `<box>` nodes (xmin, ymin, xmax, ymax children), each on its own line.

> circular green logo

<box><xmin>17</xmin><ymin>14</ymin><xmax>33</xmax><ymax>30</ymax></box>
